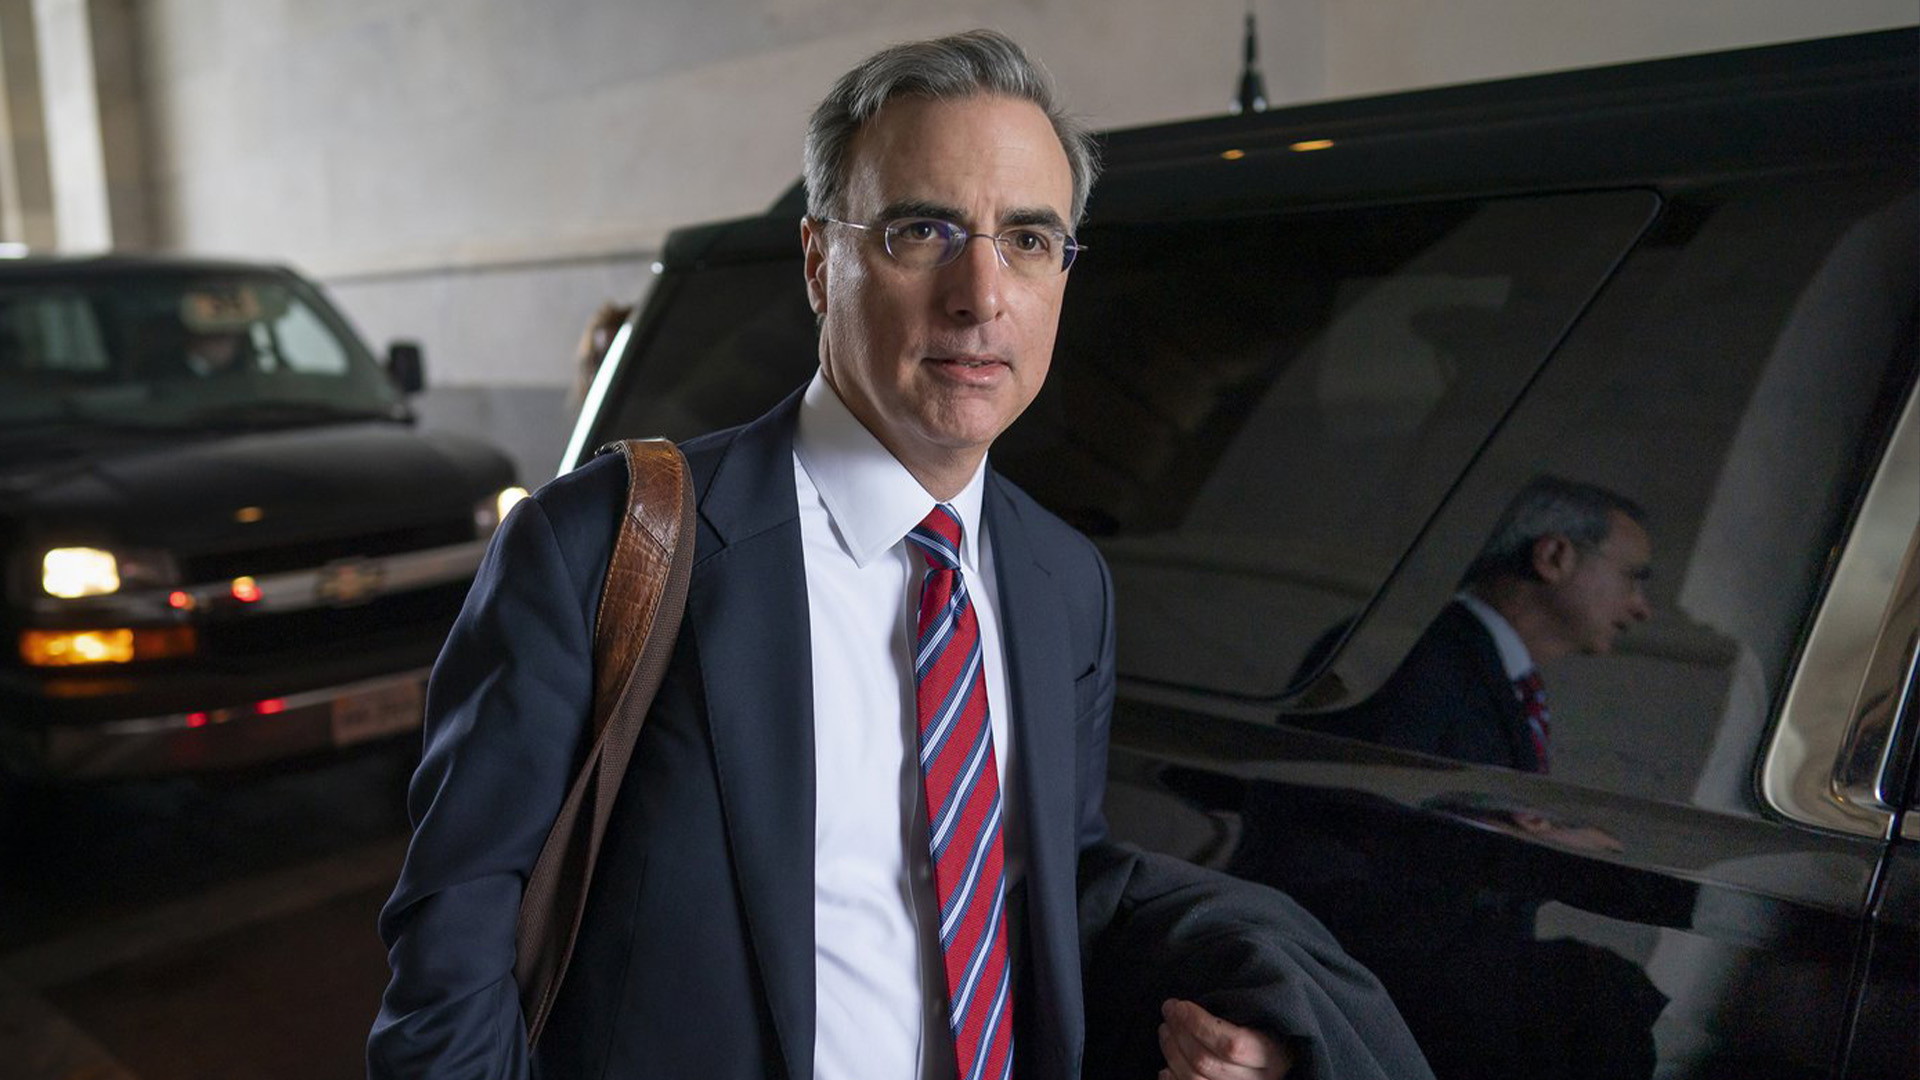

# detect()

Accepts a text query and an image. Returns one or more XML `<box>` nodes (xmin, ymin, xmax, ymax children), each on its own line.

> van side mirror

<box><xmin>385</xmin><ymin>341</ymin><xmax>425</xmax><ymax>395</ymax></box>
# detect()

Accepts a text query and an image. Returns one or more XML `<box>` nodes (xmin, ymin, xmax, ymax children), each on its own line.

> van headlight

<box><xmin>474</xmin><ymin>486</ymin><xmax>530</xmax><ymax>535</ymax></box>
<box><xmin>43</xmin><ymin>547</ymin><xmax>120</xmax><ymax>598</ymax></box>
<box><xmin>39</xmin><ymin>546</ymin><xmax>176</xmax><ymax>598</ymax></box>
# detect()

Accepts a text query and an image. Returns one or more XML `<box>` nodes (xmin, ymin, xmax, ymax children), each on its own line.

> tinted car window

<box><xmin>1308</xmin><ymin>177</ymin><xmax>1917</xmax><ymax>806</ymax></box>
<box><xmin>1009</xmin><ymin>192</ymin><xmax>1656</xmax><ymax>698</ymax></box>
<box><xmin>595</xmin><ymin>259</ymin><xmax>818</xmax><ymax>442</ymax></box>
<box><xmin>0</xmin><ymin>270</ymin><xmax>403</xmax><ymax>431</ymax></box>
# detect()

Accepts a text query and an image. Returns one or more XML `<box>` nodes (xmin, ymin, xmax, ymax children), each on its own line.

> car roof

<box><xmin>1096</xmin><ymin>26</ymin><xmax>1915</xmax><ymax>162</ymax></box>
<box><xmin>0</xmin><ymin>253</ymin><xmax>296</xmax><ymax>279</ymax></box>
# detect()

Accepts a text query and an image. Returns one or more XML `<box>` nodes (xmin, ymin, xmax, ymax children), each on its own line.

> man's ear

<box><xmin>1532</xmin><ymin>534</ymin><xmax>1579</xmax><ymax>583</ymax></box>
<box><xmin>801</xmin><ymin>216</ymin><xmax>829</xmax><ymax>316</ymax></box>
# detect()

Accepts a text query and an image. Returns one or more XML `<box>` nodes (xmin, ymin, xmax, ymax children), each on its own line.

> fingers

<box><xmin>1156</xmin><ymin>998</ymin><xmax>1294</xmax><ymax>1079</ymax></box>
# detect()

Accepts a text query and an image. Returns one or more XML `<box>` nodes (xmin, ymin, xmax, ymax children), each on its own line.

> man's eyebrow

<box><xmin>873</xmin><ymin>200</ymin><xmax>1068</xmax><ymax>231</ymax></box>
<box><xmin>1001</xmin><ymin>207</ymin><xmax>1068</xmax><ymax>231</ymax></box>
<box><xmin>876</xmin><ymin>199</ymin><xmax>965</xmax><ymax>223</ymax></box>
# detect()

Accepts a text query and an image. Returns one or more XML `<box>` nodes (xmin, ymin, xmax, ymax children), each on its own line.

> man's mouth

<box><xmin>925</xmin><ymin>354</ymin><xmax>1010</xmax><ymax>382</ymax></box>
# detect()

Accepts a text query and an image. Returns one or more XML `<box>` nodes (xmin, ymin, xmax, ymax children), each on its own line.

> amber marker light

<box><xmin>21</xmin><ymin>626</ymin><xmax>197</xmax><ymax>667</ymax></box>
<box><xmin>21</xmin><ymin>629</ymin><xmax>134</xmax><ymax>666</ymax></box>
<box><xmin>234</xmin><ymin>506</ymin><xmax>265</xmax><ymax>524</ymax></box>
<box><xmin>231</xmin><ymin>576</ymin><xmax>262</xmax><ymax>603</ymax></box>
<box><xmin>1220</xmin><ymin>149</ymin><xmax>1247</xmax><ymax>161</ymax></box>
<box><xmin>1290</xmin><ymin>139</ymin><xmax>1335</xmax><ymax>152</ymax></box>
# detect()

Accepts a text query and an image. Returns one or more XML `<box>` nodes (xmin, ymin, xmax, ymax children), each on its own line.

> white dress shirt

<box><xmin>1456</xmin><ymin>591</ymin><xmax>1535</xmax><ymax>683</ymax></box>
<box><xmin>793</xmin><ymin>372</ymin><xmax>1019</xmax><ymax>1080</ymax></box>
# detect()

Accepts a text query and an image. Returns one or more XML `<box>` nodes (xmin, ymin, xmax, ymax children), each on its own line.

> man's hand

<box><xmin>1157</xmin><ymin>998</ymin><xmax>1294</xmax><ymax>1079</ymax></box>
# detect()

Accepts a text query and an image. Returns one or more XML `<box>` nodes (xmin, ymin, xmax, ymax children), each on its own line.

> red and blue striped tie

<box><xmin>1515</xmin><ymin>670</ymin><xmax>1551</xmax><ymax>773</ymax></box>
<box><xmin>908</xmin><ymin>504</ymin><xmax>1014</xmax><ymax>1080</ymax></box>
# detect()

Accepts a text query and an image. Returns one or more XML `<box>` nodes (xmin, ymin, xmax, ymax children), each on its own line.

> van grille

<box><xmin>198</xmin><ymin>583</ymin><xmax>470</xmax><ymax>659</ymax></box>
<box><xmin>179</xmin><ymin>519</ymin><xmax>477</xmax><ymax>582</ymax></box>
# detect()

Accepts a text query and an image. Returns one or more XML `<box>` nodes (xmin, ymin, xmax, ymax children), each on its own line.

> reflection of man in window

<box><xmin>1363</xmin><ymin>476</ymin><xmax>1653</xmax><ymax>771</ymax></box>
<box><xmin>1250</xmin><ymin>477</ymin><xmax>1667</xmax><ymax>1078</ymax></box>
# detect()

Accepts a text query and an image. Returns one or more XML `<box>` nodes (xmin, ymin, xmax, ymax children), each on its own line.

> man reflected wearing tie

<box><xmin>1243</xmin><ymin>477</ymin><xmax>1661</xmax><ymax>1079</ymax></box>
<box><xmin>1362</xmin><ymin>476</ymin><xmax>1654</xmax><ymax>771</ymax></box>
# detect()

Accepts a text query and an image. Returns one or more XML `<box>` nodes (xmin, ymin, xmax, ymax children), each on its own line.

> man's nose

<box><xmin>1628</xmin><ymin>587</ymin><xmax>1652</xmax><ymax>622</ymax></box>
<box><xmin>940</xmin><ymin>235</ymin><xmax>1004</xmax><ymax>324</ymax></box>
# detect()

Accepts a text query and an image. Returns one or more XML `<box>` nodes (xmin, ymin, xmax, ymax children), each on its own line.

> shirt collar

<box><xmin>794</xmin><ymin>370</ymin><xmax>987</xmax><ymax>570</ymax></box>
<box><xmin>1455</xmin><ymin>591</ymin><xmax>1535</xmax><ymax>681</ymax></box>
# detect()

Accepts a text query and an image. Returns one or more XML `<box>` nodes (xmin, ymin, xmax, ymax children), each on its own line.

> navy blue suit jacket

<box><xmin>369</xmin><ymin>389</ymin><xmax>1431</xmax><ymax>1080</ymax></box>
<box><xmin>1362</xmin><ymin>602</ymin><xmax>1538</xmax><ymax>772</ymax></box>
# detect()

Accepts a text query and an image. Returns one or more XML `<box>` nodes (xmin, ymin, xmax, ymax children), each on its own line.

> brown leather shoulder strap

<box><xmin>514</xmin><ymin>437</ymin><xmax>696</xmax><ymax>1046</ymax></box>
<box><xmin>588</xmin><ymin>439</ymin><xmax>696</xmax><ymax>740</ymax></box>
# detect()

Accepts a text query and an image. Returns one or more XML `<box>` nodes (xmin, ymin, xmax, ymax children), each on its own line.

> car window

<box><xmin>594</xmin><ymin>261</ymin><xmax>820</xmax><ymax>444</ymax></box>
<box><xmin>264</xmin><ymin>295</ymin><xmax>352</xmax><ymax>375</ymax></box>
<box><xmin>0</xmin><ymin>271</ymin><xmax>402</xmax><ymax>431</ymax></box>
<box><xmin>1305</xmin><ymin>177</ymin><xmax>1917</xmax><ymax>809</ymax></box>
<box><xmin>0</xmin><ymin>291</ymin><xmax>111</xmax><ymax>375</ymax></box>
<box><xmin>999</xmin><ymin>192</ymin><xmax>1658</xmax><ymax>698</ymax></box>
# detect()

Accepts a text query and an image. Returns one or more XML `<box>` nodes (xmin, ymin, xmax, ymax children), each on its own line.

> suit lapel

<box><xmin>984</xmin><ymin>477</ymin><xmax>1082</xmax><ymax>1079</ymax></box>
<box><xmin>1449</xmin><ymin>602</ymin><xmax>1534</xmax><ymax>771</ymax></box>
<box><xmin>687</xmin><ymin>394</ymin><xmax>816</xmax><ymax>1080</ymax></box>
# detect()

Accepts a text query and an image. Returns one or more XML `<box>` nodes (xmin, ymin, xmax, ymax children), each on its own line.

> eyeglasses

<box><xmin>1572</xmin><ymin>542</ymin><xmax>1653</xmax><ymax>585</ymax></box>
<box><xmin>819</xmin><ymin>216</ymin><xmax>1084</xmax><ymax>276</ymax></box>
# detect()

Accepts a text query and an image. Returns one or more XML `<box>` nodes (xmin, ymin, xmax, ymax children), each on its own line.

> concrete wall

<box><xmin>94</xmin><ymin>1</ymin><xmax>1920</xmax><ymax>479</ymax></box>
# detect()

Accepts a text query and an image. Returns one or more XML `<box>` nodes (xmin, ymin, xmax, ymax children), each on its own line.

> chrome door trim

<box><xmin>1764</xmin><ymin>383</ymin><xmax>1920</xmax><ymax>838</ymax></box>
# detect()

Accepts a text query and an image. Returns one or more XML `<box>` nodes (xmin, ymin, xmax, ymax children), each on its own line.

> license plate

<box><xmin>330</xmin><ymin>680</ymin><xmax>424</xmax><ymax>747</ymax></box>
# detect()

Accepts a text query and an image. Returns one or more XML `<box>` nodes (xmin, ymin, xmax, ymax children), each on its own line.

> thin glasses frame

<box><xmin>819</xmin><ymin>216</ymin><xmax>1085</xmax><ymax>274</ymax></box>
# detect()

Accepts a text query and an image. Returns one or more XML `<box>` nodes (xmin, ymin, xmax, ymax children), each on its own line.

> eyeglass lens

<box><xmin>881</xmin><ymin>218</ymin><xmax>1076</xmax><ymax>275</ymax></box>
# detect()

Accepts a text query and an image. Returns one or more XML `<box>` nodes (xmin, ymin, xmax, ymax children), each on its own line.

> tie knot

<box><xmin>908</xmin><ymin>503</ymin><xmax>964</xmax><ymax>571</ymax></box>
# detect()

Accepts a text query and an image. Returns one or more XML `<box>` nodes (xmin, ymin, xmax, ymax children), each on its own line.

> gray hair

<box><xmin>803</xmin><ymin>29</ymin><xmax>1101</xmax><ymax>227</ymax></box>
<box><xmin>1464</xmin><ymin>476</ymin><xmax>1648</xmax><ymax>585</ymax></box>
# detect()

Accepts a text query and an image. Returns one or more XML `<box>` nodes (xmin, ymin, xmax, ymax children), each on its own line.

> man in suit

<box><xmin>1350</xmin><ymin>476</ymin><xmax>1653</xmax><ymax>772</ymax></box>
<box><xmin>369</xmin><ymin>30</ymin><xmax>1428</xmax><ymax>1080</ymax></box>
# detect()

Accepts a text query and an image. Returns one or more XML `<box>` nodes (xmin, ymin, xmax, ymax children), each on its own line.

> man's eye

<box><xmin>891</xmin><ymin>219</ymin><xmax>947</xmax><ymax>244</ymax></box>
<box><xmin>1005</xmin><ymin>229</ymin><xmax>1053</xmax><ymax>254</ymax></box>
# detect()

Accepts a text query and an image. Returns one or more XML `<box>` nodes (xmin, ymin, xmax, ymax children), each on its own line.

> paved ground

<box><xmin>1</xmin><ymin>748</ymin><xmax>415</xmax><ymax>1080</ymax></box>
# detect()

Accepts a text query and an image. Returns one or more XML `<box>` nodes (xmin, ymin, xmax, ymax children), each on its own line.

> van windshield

<box><xmin>0</xmin><ymin>269</ymin><xmax>403</xmax><ymax>435</ymax></box>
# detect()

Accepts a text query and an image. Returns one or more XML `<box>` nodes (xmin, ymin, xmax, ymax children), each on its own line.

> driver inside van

<box><xmin>181</xmin><ymin>326</ymin><xmax>251</xmax><ymax>377</ymax></box>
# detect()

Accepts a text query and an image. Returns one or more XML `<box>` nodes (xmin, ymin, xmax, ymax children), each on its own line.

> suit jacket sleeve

<box><xmin>1069</xmin><ymin>548</ymin><xmax>1433</xmax><ymax>1080</ymax></box>
<box><xmin>367</xmin><ymin>455</ymin><xmax>622</xmax><ymax>1080</ymax></box>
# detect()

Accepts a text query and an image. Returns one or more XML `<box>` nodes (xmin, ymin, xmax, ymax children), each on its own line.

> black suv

<box><xmin>1</xmin><ymin>257</ymin><xmax>520</xmax><ymax>781</ymax></box>
<box><xmin>566</xmin><ymin>30</ymin><xmax>1917</xmax><ymax>1079</ymax></box>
